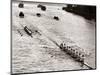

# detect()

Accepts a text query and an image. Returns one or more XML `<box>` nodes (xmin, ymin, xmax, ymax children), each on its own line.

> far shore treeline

<box><xmin>62</xmin><ymin>4</ymin><xmax>96</xmax><ymax>21</ymax></box>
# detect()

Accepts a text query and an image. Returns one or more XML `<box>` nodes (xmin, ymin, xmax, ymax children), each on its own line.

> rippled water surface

<box><xmin>12</xmin><ymin>1</ymin><xmax>96</xmax><ymax>74</ymax></box>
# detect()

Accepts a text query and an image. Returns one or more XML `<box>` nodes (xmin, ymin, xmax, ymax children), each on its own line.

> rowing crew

<box><xmin>60</xmin><ymin>43</ymin><xmax>85</xmax><ymax>63</ymax></box>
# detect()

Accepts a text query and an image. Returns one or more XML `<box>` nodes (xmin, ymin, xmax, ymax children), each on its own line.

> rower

<box><xmin>60</xmin><ymin>43</ymin><xmax>63</xmax><ymax>49</ymax></box>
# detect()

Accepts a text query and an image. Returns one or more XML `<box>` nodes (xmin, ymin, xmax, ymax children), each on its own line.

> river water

<box><xmin>12</xmin><ymin>1</ymin><xmax>96</xmax><ymax>74</ymax></box>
